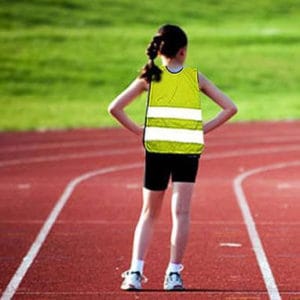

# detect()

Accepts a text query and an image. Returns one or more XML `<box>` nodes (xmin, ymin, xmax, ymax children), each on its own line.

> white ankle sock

<box><xmin>130</xmin><ymin>259</ymin><xmax>144</xmax><ymax>273</ymax></box>
<box><xmin>166</xmin><ymin>262</ymin><xmax>182</xmax><ymax>274</ymax></box>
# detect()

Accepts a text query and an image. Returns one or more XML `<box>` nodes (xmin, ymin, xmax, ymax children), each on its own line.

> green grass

<box><xmin>0</xmin><ymin>0</ymin><xmax>300</xmax><ymax>131</ymax></box>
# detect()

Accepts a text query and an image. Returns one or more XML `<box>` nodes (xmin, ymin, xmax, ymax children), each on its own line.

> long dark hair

<box><xmin>139</xmin><ymin>24</ymin><xmax>188</xmax><ymax>83</ymax></box>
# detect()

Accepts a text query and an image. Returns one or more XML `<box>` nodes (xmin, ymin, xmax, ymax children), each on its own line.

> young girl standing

<box><xmin>108</xmin><ymin>24</ymin><xmax>237</xmax><ymax>291</ymax></box>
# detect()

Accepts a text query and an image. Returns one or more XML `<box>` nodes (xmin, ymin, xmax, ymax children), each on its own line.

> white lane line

<box><xmin>219</xmin><ymin>243</ymin><xmax>242</xmax><ymax>248</ymax></box>
<box><xmin>233</xmin><ymin>160</ymin><xmax>300</xmax><ymax>300</ymax></box>
<box><xmin>1</xmin><ymin>220</ymin><xmax>300</xmax><ymax>226</ymax></box>
<box><xmin>1</xmin><ymin>134</ymin><xmax>300</xmax><ymax>153</ymax></box>
<box><xmin>1</xmin><ymin>141</ymin><xmax>299</xmax><ymax>298</ymax></box>
<box><xmin>0</xmin><ymin>148</ymin><xmax>139</xmax><ymax>167</ymax></box>
<box><xmin>0</xmin><ymin>162</ymin><xmax>143</xmax><ymax>300</ymax></box>
<box><xmin>1</xmin><ymin>144</ymin><xmax>300</xmax><ymax>168</ymax></box>
<box><xmin>204</xmin><ymin>144</ymin><xmax>300</xmax><ymax>159</ymax></box>
<box><xmin>0</xmin><ymin>139</ymin><xmax>135</xmax><ymax>153</ymax></box>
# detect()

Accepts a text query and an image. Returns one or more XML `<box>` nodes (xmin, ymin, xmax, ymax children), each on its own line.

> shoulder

<box><xmin>184</xmin><ymin>67</ymin><xmax>199</xmax><ymax>80</ymax></box>
<box><xmin>131</xmin><ymin>77</ymin><xmax>149</xmax><ymax>91</ymax></box>
<box><xmin>184</xmin><ymin>66</ymin><xmax>198</xmax><ymax>73</ymax></box>
<box><xmin>197</xmin><ymin>72</ymin><xmax>209</xmax><ymax>90</ymax></box>
<box><xmin>183</xmin><ymin>67</ymin><xmax>201</xmax><ymax>88</ymax></box>
<box><xmin>181</xmin><ymin>66</ymin><xmax>198</xmax><ymax>79</ymax></box>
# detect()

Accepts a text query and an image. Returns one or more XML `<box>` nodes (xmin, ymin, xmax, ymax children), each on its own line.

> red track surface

<box><xmin>0</xmin><ymin>122</ymin><xmax>299</xmax><ymax>300</ymax></box>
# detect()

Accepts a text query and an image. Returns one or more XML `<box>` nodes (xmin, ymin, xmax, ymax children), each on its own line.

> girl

<box><xmin>108</xmin><ymin>24</ymin><xmax>237</xmax><ymax>291</ymax></box>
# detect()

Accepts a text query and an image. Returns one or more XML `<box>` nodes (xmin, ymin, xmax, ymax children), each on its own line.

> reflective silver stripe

<box><xmin>144</xmin><ymin>127</ymin><xmax>204</xmax><ymax>144</ymax></box>
<box><xmin>147</xmin><ymin>107</ymin><xmax>202</xmax><ymax>121</ymax></box>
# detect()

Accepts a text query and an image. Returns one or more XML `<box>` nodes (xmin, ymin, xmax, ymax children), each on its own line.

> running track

<box><xmin>0</xmin><ymin>122</ymin><xmax>299</xmax><ymax>300</ymax></box>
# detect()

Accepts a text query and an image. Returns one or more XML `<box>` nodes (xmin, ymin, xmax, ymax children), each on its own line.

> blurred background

<box><xmin>0</xmin><ymin>0</ymin><xmax>299</xmax><ymax>131</ymax></box>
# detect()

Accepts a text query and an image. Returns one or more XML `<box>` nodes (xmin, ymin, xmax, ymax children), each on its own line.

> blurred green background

<box><xmin>0</xmin><ymin>0</ymin><xmax>299</xmax><ymax>131</ymax></box>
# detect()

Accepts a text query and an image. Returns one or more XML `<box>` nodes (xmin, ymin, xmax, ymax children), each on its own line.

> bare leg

<box><xmin>131</xmin><ymin>188</ymin><xmax>165</xmax><ymax>263</ymax></box>
<box><xmin>169</xmin><ymin>182</ymin><xmax>194</xmax><ymax>264</ymax></box>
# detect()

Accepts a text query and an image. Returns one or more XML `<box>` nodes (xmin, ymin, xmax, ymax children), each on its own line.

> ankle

<box><xmin>130</xmin><ymin>259</ymin><xmax>144</xmax><ymax>274</ymax></box>
<box><xmin>166</xmin><ymin>262</ymin><xmax>183</xmax><ymax>274</ymax></box>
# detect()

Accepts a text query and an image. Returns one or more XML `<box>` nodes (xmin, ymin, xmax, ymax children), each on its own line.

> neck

<box><xmin>161</xmin><ymin>56</ymin><xmax>183</xmax><ymax>69</ymax></box>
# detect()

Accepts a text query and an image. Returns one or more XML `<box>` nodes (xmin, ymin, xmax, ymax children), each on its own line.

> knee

<box><xmin>173</xmin><ymin>207</ymin><xmax>190</xmax><ymax>219</ymax></box>
<box><xmin>141</xmin><ymin>206</ymin><xmax>161</xmax><ymax>221</ymax></box>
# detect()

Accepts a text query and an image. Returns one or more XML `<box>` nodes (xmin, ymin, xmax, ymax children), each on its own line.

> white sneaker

<box><xmin>121</xmin><ymin>270</ymin><xmax>147</xmax><ymax>290</ymax></box>
<box><xmin>164</xmin><ymin>265</ymin><xmax>184</xmax><ymax>290</ymax></box>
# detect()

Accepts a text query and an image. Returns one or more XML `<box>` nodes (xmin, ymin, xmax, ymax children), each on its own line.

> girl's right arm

<box><xmin>108</xmin><ymin>78</ymin><xmax>148</xmax><ymax>136</ymax></box>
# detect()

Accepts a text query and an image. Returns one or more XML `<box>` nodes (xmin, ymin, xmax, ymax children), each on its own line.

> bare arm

<box><xmin>108</xmin><ymin>78</ymin><xmax>148</xmax><ymax>136</ymax></box>
<box><xmin>198</xmin><ymin>73</ymin><xmax>238</xmax><ymax>134</ymax></box>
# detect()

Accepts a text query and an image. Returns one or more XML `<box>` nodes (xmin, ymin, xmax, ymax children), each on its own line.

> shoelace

<box><xmin>166</xmin><ymin>264</ymin><xmax>184</xmax><ymax>275</ymax></box>
<box><xmin>166</xmin><ymin>264</ymin><xmax>184</xmax><ymax>283</ymax></box>
<box><xmin>121</xmin><ymin>270</ymin><xmax>148</xmax><ymax>283</ymax></box>
<box><xmin>177</xmin><ymin>264</ymin><xmax>184</xmax><ymax>273</ymax></box>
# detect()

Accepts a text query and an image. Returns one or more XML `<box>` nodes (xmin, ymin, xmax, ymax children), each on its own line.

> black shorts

<box><xmin>144</xmin><ymin>151</ymin><xmax>200</xmax><ymax>191</ymax></box>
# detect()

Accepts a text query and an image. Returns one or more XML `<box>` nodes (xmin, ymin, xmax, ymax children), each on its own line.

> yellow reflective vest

<box><xmin>144</xmin><ymin>66</ymin><xmax>205</xmax><ymax>154</ymax></box>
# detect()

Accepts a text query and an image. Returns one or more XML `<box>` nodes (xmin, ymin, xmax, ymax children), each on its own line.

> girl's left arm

<box><xmin>108</xmin><ymin>78</ymin><xmax>148</xmax><ymax>136</ymax></box>
<box><xmin>198</xmin><ymin>73</ymin><xmax>238</xmax><ymax>134</ymax></box>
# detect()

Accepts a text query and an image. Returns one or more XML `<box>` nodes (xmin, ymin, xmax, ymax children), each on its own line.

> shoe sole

<box><xmin>121</xmin><ymin>284</ymin><xmax>141</xmax><ymax>291</ymax></box>
<box><xmin>164</xmin><ymin>286</ymin><xmax>185</xmax><ymax>291</ymax></box>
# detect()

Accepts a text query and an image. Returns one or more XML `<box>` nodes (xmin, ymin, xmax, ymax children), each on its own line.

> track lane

<box><xmin>237</xmin><ymin>162</ymin><xmax>300</xmax><ymax>299</ymax></box>
<box><xmin>0</xmin><ymin>122</ymin><xmax>299</xmax><ymax>299</ymax></box>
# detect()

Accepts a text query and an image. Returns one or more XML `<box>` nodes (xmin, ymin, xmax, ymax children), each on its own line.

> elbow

<box><xmin>231</xmin><ymin>105</ymin><xmax>238</xmax><ymax>115</ymax></box>
<box><xmin>230</xmin><ymin>104</ymin><xmax>238</xmax><ymax>116</ymax></box>
<box><xmin>108</xmin><ymin>100</ymin><xmax>125</xmax><ymax>120</ymax></box>
<box><xmin>107</xmin><ymin>103</ymin><xmax>117</xmax><ymax>117</ymax></box>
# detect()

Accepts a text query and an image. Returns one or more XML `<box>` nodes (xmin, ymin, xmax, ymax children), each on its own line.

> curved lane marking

<box><xmin>233</xmin><ymin>160</ymin><xmax>300</xmax><ymax>300</ymax></box>
<box><xmin>0</xmin><ymin>148</ymin><xmax>139</xmax><ymax>167</ymax></box>
<box><xmin>1</xmin><ymin>134</ymin><xmax>300</xmax><ymax>153</ymax></box>
<box><xmin>1</xmin><ymin>144</ymin><xmax>300</xmax><ymax>168</ymax></box>
<box><xmin>0</xmin><ymin>139</ymin><xmax>136</xmax><ymax>153</ymax></box>
<box><xmin>1</xmin><ymin>144</ymin><xmax>300</xmax><ymax>299</ymax></box>
<box><xmin>0</xmin><ymin>163</ymin><xmax>143</xmax><ymax>300</ymax></box>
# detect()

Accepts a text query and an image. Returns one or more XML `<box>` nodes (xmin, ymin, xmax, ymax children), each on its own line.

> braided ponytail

<box><xmin>139</xmin><ymin>35</ymin><xmax>163</xmax><ymax>83</ymax></box>
<box><xmin>139</xmin><ymin>25</ymin><xmax>188</xmax><ymax>83</ymax></box>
